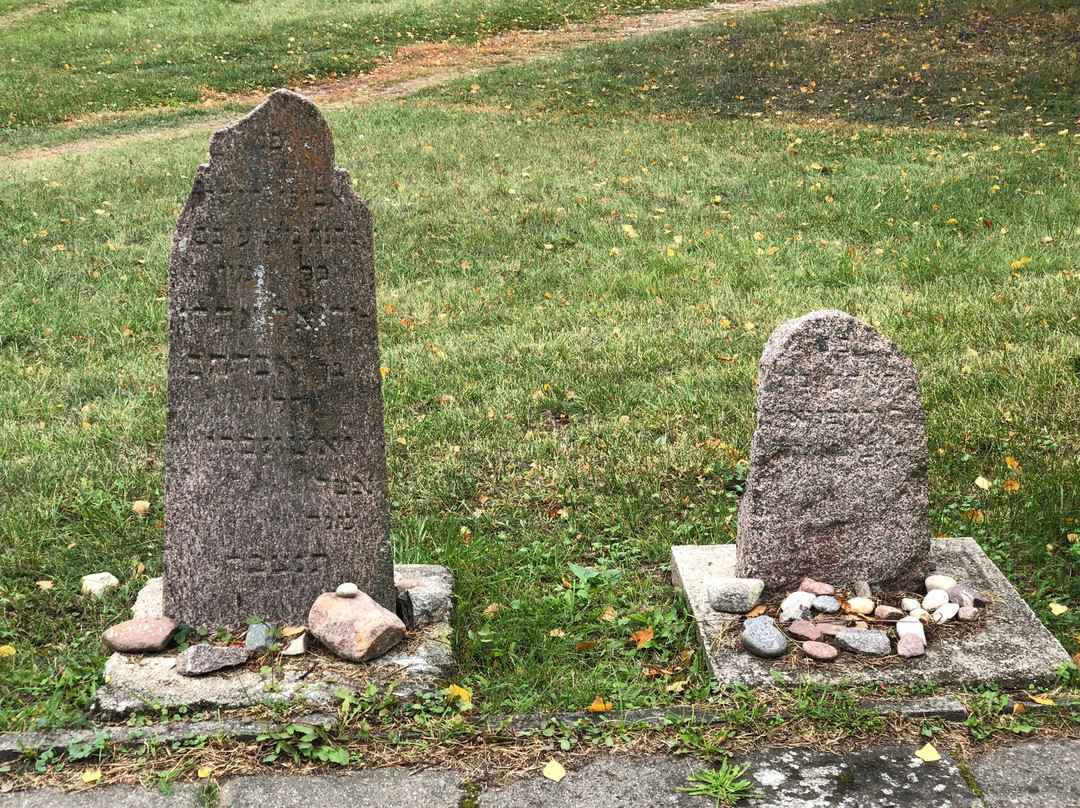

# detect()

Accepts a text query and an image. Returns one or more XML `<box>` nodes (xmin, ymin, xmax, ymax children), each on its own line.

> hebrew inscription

<box><xmin>164</xmin><ymin>90</ymin><xmax>394</xmax><ymax>628</ymax></box>
<box><xmin>735</xmin><ymin>310</ymin><xmax>930</xmax><ymax>592</ymax></box>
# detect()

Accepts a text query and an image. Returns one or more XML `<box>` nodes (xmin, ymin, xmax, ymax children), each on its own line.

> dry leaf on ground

<box><xmin>1049</xmin><ymin>603</ymin><xmax>1069</xmax><ymax>616</ymax></box>
<box><xmin>131</xmin><ymin>500</ymin><xmax>150</xmax><ymax>517</ymax></box>
<box><xmin>543</xmin><ymin>761</ymin><xmax>567</xmax><ymax>782</ymax></box>
<box><xmin>587</xmin><ymin>695</ymin><xmax>613</xmax><ymax>712</ymax></box>
<box><xmin>36</xmin><ymin>580</ymin><xmax>53</xmax><ymax>590</ymax></box>
<box><xmin>629</xmin><ymin>627</ymin><xmax>654</xmax><ymax>649</ymax></box>
<box><xmin>914</xmin><ymin>743</ymin><xmax>941</xmax><ymax>763</ymax></box>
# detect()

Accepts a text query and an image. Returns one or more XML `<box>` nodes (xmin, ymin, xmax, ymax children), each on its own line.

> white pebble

<box><xmin>933</xmin><ymin>602</ymin><xmax>960</xmax><ymax>624</ymax></box>
<box><xmin>81</xmin><ymin>572</ymin><xmax>119</xmax><ymax>598</ymax></box>
<box><xmin>925</xmin><ymin>574</ymin><xmax>958</xmax><ymax>593</ymax></box>
<box><xmin>781</xmin><ymin>591</ymin><xmax>815</xmax><ymax>611</ymax></box>
<box><xmin>900</xmin><ymin>597</ymin><xmax>921</xmax><ymax>613</ymax></box>
<box><xmin>847</xmin><ymin>597</ymin><xmax>876</xmax><ymax>615</ymax></box>
<box><xmin>896</xmin><ymin>615</ymin><xmax>926</xmax><ymax>643</ymax></box>
<box><xmin>922</xmin><ymin>589</ymin><xmax>950</xmax><ymax>611</ymax></box>
<box><xmin>336</xmin><ymin>582</ymin><xmax>360</xmax><ymax>598</ymax></box>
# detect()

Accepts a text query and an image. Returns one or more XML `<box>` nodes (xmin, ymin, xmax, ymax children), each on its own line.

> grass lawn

<box><xmin>1</xmin><ymin>0</ymin><xmax>1079</xmax><ymax>735</ymax></box>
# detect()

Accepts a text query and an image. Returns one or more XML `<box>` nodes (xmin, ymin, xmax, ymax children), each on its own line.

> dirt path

<box><xmin>3</xmin><ymin>0</ymin><xmax>828</xmax><ymax>165</ymax></box>
<box><xmin>0</xmin><ymin>0</ymin><xmax>70</xmax><ymax>28</ymax></box>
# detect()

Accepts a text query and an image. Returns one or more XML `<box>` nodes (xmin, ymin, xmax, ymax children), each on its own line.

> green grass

<box><xmin>0</xmin><ymin>0</ymin><xmax>701</xmax><ymax>133</ymax></box>
<box><xmin>1</xmin><ymin>0</ymin><xmax>1079</xmax><ymax>732</ymax></box>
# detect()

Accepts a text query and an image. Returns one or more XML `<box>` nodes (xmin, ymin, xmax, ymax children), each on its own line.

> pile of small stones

<box><xmin>99</xmin><ymin>581</ymin><xmax>411</xmax><ymax>676</ymax></box>
<box><xmin>707</xmin><ymin>574</ymin><xmax>986</xmax><ymax>662</ymax></box>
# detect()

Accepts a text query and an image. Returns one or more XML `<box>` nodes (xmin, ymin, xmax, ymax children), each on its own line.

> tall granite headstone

<box><xmin>164</xmin><ymin>90</ymin><xmax>394</xmax><ymax>628</ymax></box>
<box><xmin>735</xmin><ymin>310</ymin><xmax>930</xmax><ymax>592</ymax></box>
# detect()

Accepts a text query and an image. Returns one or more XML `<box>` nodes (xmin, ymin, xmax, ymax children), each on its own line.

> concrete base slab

<box><xmin>92</xmin><ymin>565</ymin><xmax>453</xmax><ymax>719</ymax></box>
<box><xmin>671</xmin><ymin>537</ymin><xmax>1070</xmax><ymax>687</ymax></box>
<box><xmin>479</xmin><ymin>747</ymin><xmax>979</xmax><ymax>808</ymax></box>
<box><xmin>969</xmin><ymin>740</ymin><xmax>1080</xmax><ymax>808</ymax></box>
<box><xmin>217</xmin><ymin>769</ymin><xmax>463</xmax><ymax>808</ymax></box>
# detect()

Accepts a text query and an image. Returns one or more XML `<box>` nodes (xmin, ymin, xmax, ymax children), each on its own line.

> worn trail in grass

<box><xmin>2</xmin><ymin>0</ymin><xmax>829</xmax><ymax>163</ymax></box>
<box><xmin>1</xmin><ymin>0</ymin><xmax>1078</xmax><ymax>732</ymax></box>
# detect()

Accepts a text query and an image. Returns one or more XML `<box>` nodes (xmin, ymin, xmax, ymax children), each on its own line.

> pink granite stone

<box><xmin>897</xmin><ymin>633</ymin><xmax>925</xmax><ymax>658</ymax></box>
<box><xmin>734</xmin><ymin>311</ymin><xmax>930</xmax><ymax>593</ymax></box>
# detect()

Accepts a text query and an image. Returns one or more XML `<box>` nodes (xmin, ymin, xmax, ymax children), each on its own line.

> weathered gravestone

<box><xmin>734</xmin><ymin>310</ymin><xmax>930</xmax><ymax>592</ymax></box>
<box><xmin>164</xmin><ymin>89</ymin><xmax>394</xmax><ymax>628</ymax></box>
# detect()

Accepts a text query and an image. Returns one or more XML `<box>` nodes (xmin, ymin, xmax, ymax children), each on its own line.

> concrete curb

<box><xmin>0</xmin><ymin>696</ymin><xmax>976</xmax><ymax>763</ymax></box>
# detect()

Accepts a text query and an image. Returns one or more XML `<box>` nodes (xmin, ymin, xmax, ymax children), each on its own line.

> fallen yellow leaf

<box><xmin>915</xmin><ymin>743</ymin><xmax>941</xmax><ymax>763</ymax></box>
<box><xmin>445</xmin><ymin>683</ymin><xmax>472</xmax><ymax>703</ymax></box>
<box><xmin>1029</xmin><ymin>694</ymin><xmax>1055</xmax><ymax>706</ymax></box>
<box><xmin>549</xmin><ymin>628</ymin><xmax>566</xmax><ymax>638</ymax></box>
<box><xmin>600</xmin><ymin>606</ymin><xmax>616</xmax><ymax>622</ymax></box>
<box><xmin>197</xmin><ymin>766</ymin><xmax>212</xmax><ymax>779</ymax></box>
<box><xmin>1012</xmin><ymin>703</ymin><xmax>1028</xmax><ymax>716</ymax></box>
<box><xmin>82</xmin><ymin>770</ymin><xmax>102</xmax><ymax>784</ymax></box>
<box><xmin>587</xmin><ymin>694</ymin><xmax>613</xmax><ymax>712</ymax></box>
<box><xmin>1049</xmin><ymin>603</ymin><xmax>1069</xmax><ymax>616</ymax></box>
<box><xmin>745</xmin><ymin>604</ymin><xmax>767</xmax><ymax>618</ymax></box>
<box><xmin>542</xmin><ymin>760</ymin><xmax>566</xmax><ymax>782</ymax></box>
<box><xmin>962</xmin><ymin>509</ymin><xmax>984</xmax><ymax>524</ymax></box>
<box><xmin>1002</xmin><ymin>480</ymin><xmax>1020</xmax><ymax>493</ymax></box>
<box><xmin>131</xmin><ymin>500</ymin><xmax>150</xmax><ymax>517</ymax></box>
<box><xmin>1005</xmin><ymin>456</ymin><xmax>1020</xmax><ymax>469</ymax></box>
<box><xmin>280</xmin><ymin>625</ymin><xmax>307</xmax><ymax>637</ymax></box>
<box><xmin>483</xmin><ymin>603</ymin><xmax>503</xmax><ymax>617</ymax></box>
<box><xmin>36</xmin><ymin>580</ymin><xmax>54</xmax><ymax>590</ymax></box>
<box><xmin>0</xmin><ymin>645</ymin><xmax>15</xmax><ymax>658</ymax></box>
<box><xmin>974</xmin><ymin>476</ymin><xmax>991</xmax><ymax>491</ymax></box>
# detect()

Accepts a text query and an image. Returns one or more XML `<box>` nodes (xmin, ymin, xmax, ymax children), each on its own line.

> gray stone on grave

<box><xmin>735</xmin><ymin>310</ymin><xmax>930</xmax><ymax>592</ymax></box>
<box><xmin>164</xmin><ymin>89</ymin><xmax>393</xmax><ymax>628</ymax></box>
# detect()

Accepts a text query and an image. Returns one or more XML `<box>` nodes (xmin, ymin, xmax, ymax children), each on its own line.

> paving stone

<box><xmin>218</xmin><ymin>768</ymin><xmax>463</xmax><ymax>808</ymax></box>
<box><xmin>0</xmin><ymin>784</ymin><xmax>202</xmax><ymax>807</ymax></box>
<box><xmin>970</xmin><ymin>740</ymin><xmax>1080</xmax><ymax>808</ymax></box>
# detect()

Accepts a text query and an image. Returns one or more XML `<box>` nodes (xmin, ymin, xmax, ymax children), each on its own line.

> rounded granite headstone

<box><xmin>735</xmin><ymin>310</ymin><xmax>930</xmax><ymax>593</ymax></box>
<box><xmin>164</xmin><ymin>90</ymin><xmax>394</xmax><ymax>628</ymax></box>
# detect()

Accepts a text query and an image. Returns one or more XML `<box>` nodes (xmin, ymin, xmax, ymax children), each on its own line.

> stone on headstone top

<box><xmin>164</xmin><ymin>90</ymin><xmax>394</xmax><ymax>628</ymax></box>
<box><xmin>735</xmin><ymin>310</ymin><xmax>930</xmax><ymax>592</ymax></box>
